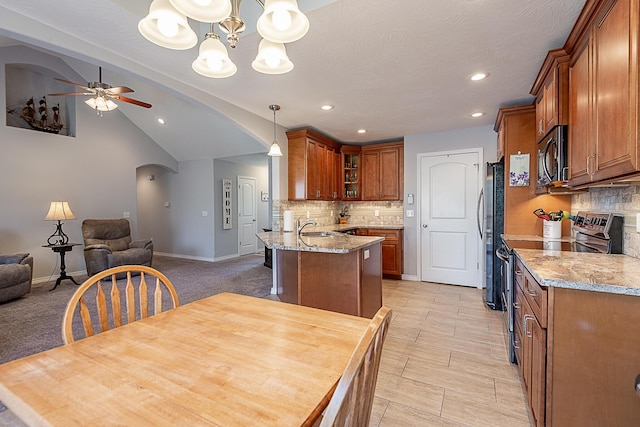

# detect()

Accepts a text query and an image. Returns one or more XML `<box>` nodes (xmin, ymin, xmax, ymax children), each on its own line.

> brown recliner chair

<box><xmin>0</xmin><ymin>253</ymin><xmax>33</xmax><ymax>303</ymax></box>
<box><xmin>82</xmin><ymin>219</ymin><xmax>153</xmax><ymax>277</ymax></box>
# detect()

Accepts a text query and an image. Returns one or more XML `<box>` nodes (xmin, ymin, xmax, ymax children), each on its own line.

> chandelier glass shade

<box><xmin>192</xmin><ymin>32</ymin><xmax>238</xmax><ymax>78</ymax></box>
<box><xmin>256</xmin><ymin>0</ymin><xmax>309</xmax><ymax>44</ymax></box>
<box><xmin>138</xmin><ymin>0</ymin><xmax>198</xmax><ymax>50</ymax></box>
<box><xmin>251</xmin><ymin>39</ymin><xmax>293</xmax><ymax>74</ymax></box>
<box><xmin>138</xmin><ymin>0</ymin><xmax>308</xmax><ymax>78</ymax></box>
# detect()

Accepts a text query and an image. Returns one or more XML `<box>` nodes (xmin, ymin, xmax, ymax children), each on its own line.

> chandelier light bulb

<box><xmin>157</xmin><ymin>15</ymin><xmax>180</xmax><ymax>37</ymax></box>
<box><xmin>206</xmin><ymin>56</ymin><xmax>224</xmax><ymax>71</ymax></box>
<box><xmin>168</xmin><ymin>0</ymin><xmax>232</xmax><ymax>23</ymax></box>
<box><xmin>272</xmin><ymin>9</ymin><xmax>292</xmax><ymax>31</ymax></box>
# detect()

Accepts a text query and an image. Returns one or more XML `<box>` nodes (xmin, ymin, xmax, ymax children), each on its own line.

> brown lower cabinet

<box><xmin>276</xmin><ymin>242</ymin><xmax>382</xmax><ymax>318</ymax></box>
<box><xmin>356</xmin><ymin>228</ymin><xmax>403</xmax><ymax>279</ymax></box>
<box><xmin>514</xmin><ymin>254</ymin><xmax>640</xmax><ymax>426</ymax></box>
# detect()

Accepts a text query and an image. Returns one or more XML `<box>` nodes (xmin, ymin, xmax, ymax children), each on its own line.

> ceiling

<box><xmin>0</xmin><ymin>0</ymin><xmax>587</xmax><ymax>162</ymax></box>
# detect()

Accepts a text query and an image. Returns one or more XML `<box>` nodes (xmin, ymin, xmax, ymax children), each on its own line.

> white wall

<box><xmin>0</xmin><ymin>45</ymin><xmax>178</xmax><ymax>279</ymax></box>
<box><xmin>404</xmin><ymin>125</ymin><xmax>498</xmax><ymax>278</ymax></box>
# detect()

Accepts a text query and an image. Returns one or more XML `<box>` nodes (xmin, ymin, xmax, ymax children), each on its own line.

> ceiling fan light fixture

<box><xmin>192</xmin><ymin>33</ymin><xmax>237</xmax><ymax>78</ymax></box>
<box><xmin>85</xmin><ymin>96</ymin><xmax>118</xmax><ymax>112</ymax></box>
<box><xmin>168</xmin><ymin>0</ymin><xmax>232</xmax><ymax>23</ymax></box>
<box><xmin>138</xmin><ymin>0</ymin><xmax>198</xmax><ymax>50</ymax></box>
<box><xmin>257</xmin><ymin>0</ymin><xmax>309</xmax><ymax>43</ymax></box>
<box><xmin>252</xmin><ymin>39</ymin><xmax>293</xmax><ymax>74</ymax></box>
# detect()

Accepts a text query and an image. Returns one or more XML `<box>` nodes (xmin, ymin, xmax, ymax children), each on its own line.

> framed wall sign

<box><xmin>509</xmin><ymin>153</ymin><xmax>530</xmax><ymax>186</ymax></box>
<box><xmin>222</xmin><ymin>178</ymin><xmax>232</xmax><ymax>230</ymax></box>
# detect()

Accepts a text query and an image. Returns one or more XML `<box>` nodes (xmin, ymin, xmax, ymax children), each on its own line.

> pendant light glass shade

<box><xmin>252</xmin><ymin>39</ymin><xmax>294</xmax><ymax>74</ymax></box>
<box><xmin>138</xmin><ymin>0</ymin><xmax>198</xmax><ymax>50</ymax></box>
<box><xmin>168</xmin><ymin>0</ymin><xmax>232</xmax><ymax>23</ymax></box>
<box><xmin>257</xmin><ymin>0</ymin><xmax>309</xmax><ymax>44</ymax></box>
<box><xmin>267</xmin><ymin>104</ymin><xmax>283</xmax><ymax>157</ymax></box>
<box><xmin>268</xmin><ymin>141</ymin><xmax>283</xmax><ymax>156</ymax></box>
<box><xmin>85</xmin><ymin>97</ymin><xmax>118</xmax><ymax>112</ymax></box>
<box><xmin>192</xmin><ymin>33</ymin><xmax>237</xmax><ymax>78</ymax></box>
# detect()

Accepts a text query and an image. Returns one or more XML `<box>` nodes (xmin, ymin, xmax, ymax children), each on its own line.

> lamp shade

<box><xmin>44</xmin><ymin>202</ymin><xmax>76</xmax><ymax>221</ymax></box>
<box><xmin>138</xmin><ymin>0</ymin><xmax>198</xmax><ymax>50</ymax></box>
<box><xmin>252</xmin><ymin>39</ymin><xmax>294</xmax><ymax>74</ymax></box>
<box><xmin>168</xmin><ymin>0</ymin><xmax>232</xmax><ymax>23</ymax></box>
<box><xmin>257</xmin><ymin>0</ymin><xmax>309</xmax><ymax>44</ymax></box>
<box><xmin>192</xmin><ymin>34</ymin><xmax>237</xmax><ymax>78</ymax></box>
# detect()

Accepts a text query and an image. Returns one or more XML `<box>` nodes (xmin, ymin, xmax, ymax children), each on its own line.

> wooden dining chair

<box><xmin>319</xmin><ymin>305</ymin><xmax>392</xmax><ymax>427</ymax></box>
<box><xmin>62</xmin><ymin>265</ymin><xmax>179</xmax><ymax>344</ymax></box>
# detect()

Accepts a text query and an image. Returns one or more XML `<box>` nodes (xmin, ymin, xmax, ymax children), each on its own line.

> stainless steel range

<box><xmin>498</xmin><ymin>211</ymin><xmax>623</xmax><ymax>363</ymax></box>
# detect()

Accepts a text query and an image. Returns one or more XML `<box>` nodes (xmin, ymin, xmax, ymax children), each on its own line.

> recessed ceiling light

<box><xmin>470</xmin><ymin>112</ymin><xmax>484</xmax><ymax>118</ymax></box>
<box><xmin>357</xmin><ymin>129</ymin><xmax>366</xmax><ymax>134</ymax></box>
<box><xmin>157</xmin><ymin>118</ymin><xmax>166</xmax><ymax>125</ymax></box>
<box><xmin>470</xmin><ymin>73</ymin><xmax>489</xmax><ymax>81</ymax></box>
<box><xmin>321</xmin><ymin>104</ymin><xmax>334</xmax><ymax>111</ymax></box>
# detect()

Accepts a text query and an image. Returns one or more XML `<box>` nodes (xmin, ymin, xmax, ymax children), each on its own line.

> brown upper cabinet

<box><xmin>287</xmin><ymin>130</ymin><xmax>404</xmax><ymax>201</ymax></box>
<box><xmin>361</xmin><ymin>141</ymin><xmax>404</xmax><ymax>201</ymax></box>
<box><xmin>567</xmin><ymin>0</ymin><xmax>639</xmax><ymax>186</ymax></box>
<box><xmin>531</xmin><ymin>49</ymin><xmax>570</xmax><ymax>143</ymax></box>
<box><xmin>286</xmin><ymin>129</ymin><xmax>341</xmax><ymax>201</ymax></box>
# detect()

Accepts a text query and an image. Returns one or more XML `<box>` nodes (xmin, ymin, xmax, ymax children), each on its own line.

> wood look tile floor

<box><xmin>370</xmin><ymin>279</ymin><xmax>532</xmax><ymax>427</ymax></box>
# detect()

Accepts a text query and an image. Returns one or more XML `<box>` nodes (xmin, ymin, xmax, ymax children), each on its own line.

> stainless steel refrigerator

<box><xmin>484</xmin><ymin>160</ymin><xmax>504</xmax><ymax>310</ymax></box>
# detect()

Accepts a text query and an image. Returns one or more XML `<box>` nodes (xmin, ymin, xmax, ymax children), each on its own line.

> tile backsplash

<box><xmin>571</xmin><ymin>185</ymin><xmax>640</xmax><ymax>258</ymax></box>
<box><xmin>272</xmin><ymin>200</ymin><xmax>404</xmax><ymax>231</ymax></box>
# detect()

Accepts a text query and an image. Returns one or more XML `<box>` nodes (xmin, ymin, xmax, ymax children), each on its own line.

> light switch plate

<box><xmin>364</xmin><ymin>249</ymin><xmax>370</xmax><ymax>259</ymax></box>
<box><xmin>406</xmin><ymin>210</ymin><xmax>414</xmax><ymax>217</ymax></box>
<box><xmin>123</xmin><ymin>211</ymin><xmax>130</xmax><ymax>218</ymax></box>
<box><xmin>202</xmin><ymin>211</ymin><xmax>208</xmax><ymax>217</ymax></box>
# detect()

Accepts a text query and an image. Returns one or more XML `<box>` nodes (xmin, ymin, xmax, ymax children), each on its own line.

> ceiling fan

<box><xmin>48</xmin><ymin>67</ymin><xmax>152</xmax><ymax>112</ymax></box>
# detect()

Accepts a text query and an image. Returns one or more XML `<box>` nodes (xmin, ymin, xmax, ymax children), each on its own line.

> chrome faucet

<box><xmin>296</xmin><ymin>218</ymin><xmax>317</xmax><ymax>235</ymax></box>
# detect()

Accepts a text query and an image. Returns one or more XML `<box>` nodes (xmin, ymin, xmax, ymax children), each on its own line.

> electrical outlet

<box><xmin>202</xmin><ymin>211</ymin><xmax>208</xmax><ymax>217</ymax></box>
<box><xmin>374</xmin><ymin>210</ymin><xmax>379</xmax><ymax>217</ymax></box>
<box><xmin>406</xmin><ymin>210</ymin><xmax>414</xmax><ymax>217</ymax></box>
<box><xmin>306</xmin><ymin>211</ymin><xmax>310</xmax><ymax>219</ymax></box>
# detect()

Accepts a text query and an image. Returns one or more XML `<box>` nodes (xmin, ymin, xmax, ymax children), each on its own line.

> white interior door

<box><xmin>420</xmin><ymin>151</ymin><xmax>481</xmax><ymax>287</ymax></box>
<box><xmin>238</xmin><ymin>176</ymin><xmax>257</xmax><ymax>255</ymax></box>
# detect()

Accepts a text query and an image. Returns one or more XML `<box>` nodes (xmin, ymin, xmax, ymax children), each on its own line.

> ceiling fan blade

<box><xmin>107</xmin><ymin>86</ymin><xmax>134</xmax><ymax>95</ymax></box>
<box><xmin>117</xmin><ymin>96</ymin><xmax>152</xmax><ymax>109</ymax></box>
<box><xmin>48</xmin><ymin>91</ymin><xmax>94</xmax><ymax>97</ymax></box>
<box><xmin>53</xmin><ymin>78</ymin><xmax>89</xmax><ymax>90</ymax></box>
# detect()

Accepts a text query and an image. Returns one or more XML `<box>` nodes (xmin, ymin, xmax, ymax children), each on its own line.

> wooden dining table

<box><xmin>0</xmin><ymin>293</ymin><xmax>371</xmax><ymax>426</ymax></box>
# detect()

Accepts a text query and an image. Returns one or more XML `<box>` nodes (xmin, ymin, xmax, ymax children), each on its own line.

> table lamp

<box><xmin>44</xmin><ymin>201</ymin><xmax>76</xmax><ymax>245</ymax></box>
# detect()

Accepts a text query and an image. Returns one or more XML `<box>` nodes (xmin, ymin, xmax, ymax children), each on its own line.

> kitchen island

<box><xmin>510</xmin><ymin>248</ymin><xmax>640</xmax><ymax>426</ymax></box>
<box><xmin>257</xmin><ymin>230</ymin><xmax>384</xmax><ymax>318</ymax></box>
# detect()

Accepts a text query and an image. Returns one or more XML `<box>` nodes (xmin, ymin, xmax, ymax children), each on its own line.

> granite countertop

<box><xmin>514</xmin><ymin>248</ymin><xmax>640</xmax><ymax>296</ymax></box>
<box><xmin>257</xmin><ymin>231</ymin><xmax>384</xmax><ymax>254</ymax></box>
<box><xmin>330</xmin><ymin>224</ymin><xmax>404</xmax><ymax>231</ymax></box>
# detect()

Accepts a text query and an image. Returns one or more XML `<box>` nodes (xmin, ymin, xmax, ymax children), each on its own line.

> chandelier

<box><xmin>138</xmin><ymin>0</ymin><xmax>309</xmax><ymax>78</ymax></box>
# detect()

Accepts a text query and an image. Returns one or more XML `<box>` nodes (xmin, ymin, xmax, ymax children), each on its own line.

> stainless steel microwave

<box><xmin>537</xmin><ymin>125</ymin><xmax>568</xmax><ymax>186</ymax></box>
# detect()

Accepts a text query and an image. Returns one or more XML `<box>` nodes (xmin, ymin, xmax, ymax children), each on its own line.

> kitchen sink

<box><xmin>300</xmin><ymin>231</ymin><xmax>335</xmax><ymax>237</ymax></box>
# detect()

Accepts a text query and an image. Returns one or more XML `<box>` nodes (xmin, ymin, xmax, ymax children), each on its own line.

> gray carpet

<box><xmin>0</xmin><ymin>254</ymin><xmax>274</xmax><ymax>364</ymax></box>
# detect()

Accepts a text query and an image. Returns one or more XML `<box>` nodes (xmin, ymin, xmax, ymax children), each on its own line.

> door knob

<box><xmin>422</xmin><ymin>224</ymin><xmax>428</xmax><ymax>228</ymax></box>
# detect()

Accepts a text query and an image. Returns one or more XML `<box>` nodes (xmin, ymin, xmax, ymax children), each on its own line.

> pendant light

<box><xmin>192</xmin><ymin>25</ymin><xmax>237</xmax><ymax>78</ymax></box>
<box><xmin>252</xmin><ymin>39</ymin><xmax>293</xmax><ymax>74</ymax></box>
<box><xmin>138</xmin><ymin>0</ymin><xmax>198</xmax><ymax>50</ymax></box>
<box><xmin>257</xmin><ymin>0</ymin><xmax>309</xmax><ymax>44</ymax></box>
<box><xmin>268</xmin><ymin>104</ymin><xmax>283</xmax><ymax>157</ymax></box>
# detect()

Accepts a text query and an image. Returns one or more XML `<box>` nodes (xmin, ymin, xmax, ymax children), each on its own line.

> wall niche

<box><xmin>5</xmin><ymin>63</ymin><xmax>76</xmax><ymax>137</ymax></box>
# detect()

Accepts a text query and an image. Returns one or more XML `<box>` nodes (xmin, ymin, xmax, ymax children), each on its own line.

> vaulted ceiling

<box><xmin>0</xmin><ymin>0</ymin><xmax>586</xmax><ymax>161</ymax></box>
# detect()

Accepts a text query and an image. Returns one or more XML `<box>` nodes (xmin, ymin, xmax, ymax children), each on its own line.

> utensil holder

<box><xmin>543</xmin><ymin>221</ymin><xmax>562</xmax><ymax>239</ymax></box>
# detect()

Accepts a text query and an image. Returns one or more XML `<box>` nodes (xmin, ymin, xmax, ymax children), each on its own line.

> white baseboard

<box><xmin>401</xmin><ymin>274</ymin><xmax>419</xmax><ymax>281</ymax></box>
<box><xmin>32</xmin><ymin>270</ymin><xmax>87</xmax><ymax>287</ymax></box>
<box><xmin>154</xmin><ymin>252</ymin><xmax>215</xmax><ymax>262</ymax></box>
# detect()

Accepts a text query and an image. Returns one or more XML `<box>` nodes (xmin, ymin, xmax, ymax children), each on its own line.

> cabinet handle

<box><xmin>526</xmin><ymin>281</ymin><xmax>538</xmax><ymax>298</ymax></box>
<box><xmin>523</xmin><ymin>314</ymin><xmax>534</xmax><ymax>338</ymax></box>
<box><xmin>635</xmin><ymin>375</ymin><xmax>640</xmax><ymax>398</ymax></box>
<box><xmin>513</xmin><ymin>338</ymin><xmax>520</xmax><ymax>350</ymax></box>
<box><xmin>539</xmin><ymin>119</ymin><xmax>544</xmax><ymax>135</ymax></box>
<box><xmin>513</xmin><ymin>302</ymin><xmax>521</xmax><ymax>310</ymax></box>
<box><xmin>515</xmin><ymin>269</ymin><xmax>523</xmax><ymax>277</ymax></box>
